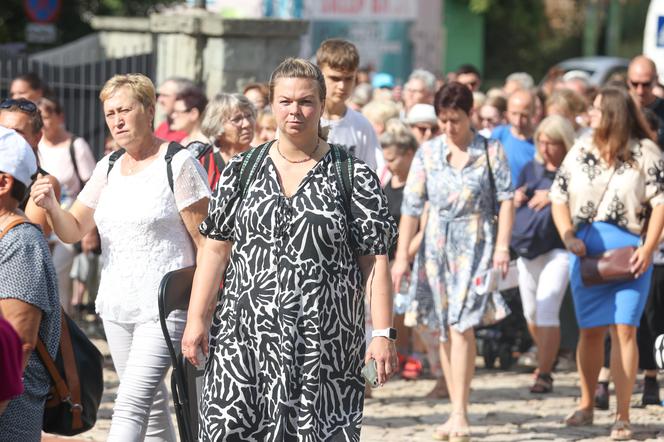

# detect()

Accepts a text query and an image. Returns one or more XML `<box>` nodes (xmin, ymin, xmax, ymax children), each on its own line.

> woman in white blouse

<box><xmin>31</xmin><ymin>73</ymin><xmax>211</xmax><ymax>441</ymax></box>
<box><xmin>550</xmin><ymin>86</ymin><xmax>664</xmax><ymax>441</ymax></box>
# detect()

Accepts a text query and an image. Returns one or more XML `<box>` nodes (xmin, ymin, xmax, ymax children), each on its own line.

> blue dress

<box><xmin>570</xmin><ymin>222</ymin><xmax>651</xmax><ymax>327</ymax></box>
<box><xmin>402</xmin><ymin>133</ymin><xmax>514</xmax><ymax>341</ymax></box>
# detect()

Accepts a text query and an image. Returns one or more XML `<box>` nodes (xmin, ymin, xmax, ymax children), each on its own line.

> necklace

<box><xmin>276</xmin><ymin>139</ymin><xmax>320</xmax><ymax>164</ymax></box>
<box><xmin>0</xmin><ymin>211</ymin><xmax>17</xmax><ymax>233</ymax></box>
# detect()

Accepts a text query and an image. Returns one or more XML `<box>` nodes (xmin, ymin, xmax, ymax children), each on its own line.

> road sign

<box><xmin>25</xmin><ymin>23</ymin><xmax>57</xmax><ymax>44</ymax></box>
<box><xmin>24</xmin><ymin>0</ymin><xmax>62</xmax><ymax>24</ymax></box>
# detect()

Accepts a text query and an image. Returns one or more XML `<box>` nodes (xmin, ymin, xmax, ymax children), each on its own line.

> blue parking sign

<box><xmin>659</xmin><ymin>16</ymin><xmax>664</xmax><ymax>48</ymax></box>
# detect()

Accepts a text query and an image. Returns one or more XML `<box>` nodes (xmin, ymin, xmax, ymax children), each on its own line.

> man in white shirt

<box><xmin>317</xmin><ymin>39</ymin><xmax>381</xmax><ymax>171</ymax></box>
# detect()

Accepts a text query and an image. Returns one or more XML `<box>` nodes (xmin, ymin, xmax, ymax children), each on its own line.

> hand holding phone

<box><xmin>361</xmin><ymin>359</ymin><xmax>379</xmax><ymax>388</ymax></box>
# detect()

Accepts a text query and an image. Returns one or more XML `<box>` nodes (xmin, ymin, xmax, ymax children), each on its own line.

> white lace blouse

<box><xmin>77</xmin><ymin>147</ymin><xmax>211</xmax><ymax>323</ymax></box>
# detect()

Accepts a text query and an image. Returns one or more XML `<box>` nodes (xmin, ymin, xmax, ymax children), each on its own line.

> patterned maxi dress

<box><xmin>198</xmin><ymin>148</ymin><xmax>397</xmax><ymax>441</ymax></box>
<box><xmin>402</xmin><ymin>133</ymin><xmax>513</xmax><ymax>341</ymax></box>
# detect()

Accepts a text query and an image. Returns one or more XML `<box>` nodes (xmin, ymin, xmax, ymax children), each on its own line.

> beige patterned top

<box><xmin>550</xmin><ymin>135</ymin><xmax>664</xmax><ymax>235</ymax></box>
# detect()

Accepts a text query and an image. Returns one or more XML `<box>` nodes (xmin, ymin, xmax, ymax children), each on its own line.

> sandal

<box><xmin>449</xmin><ymin>427</ymin><xmax>471</xmax><ymax>442</ymax></box>
<box><xmin>564</xmin><ymin>408</ymin><xmax>593</xmax><ymax>426</ymax></box>
<box><xmin>401</xmin><ymin>356</ymin><xmax>423</xmax><ymax>380</ymax></box>
<box><xmin>530</xmin><ymin>373</ymin><xmax>553</xmax><ymax>394</ymax></box>
<box><xmin>610</xmin><ymin>420</ymin><xmax>632</xmax><ymax>441</ymax></box>
<box><xmin>432</xmin><ymin>424</ymin><xmax>450</xmax><ymax>441</ymax></box>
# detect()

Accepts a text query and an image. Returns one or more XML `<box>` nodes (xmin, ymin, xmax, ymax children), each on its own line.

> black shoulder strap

<box><xmin>239</xmin><ymin>141</ymin><xmax>274</xmax><ymax>199</ymax></box>
<box><xmin>213</xmin><ymin>150</ymin><xmax>225</xmax><ymax>173</ymax></box>
<box><xmin>69</xmin><ymin>136</ymin><xmax>84</xmax><ymax>188</ymax></box>
<box><xmin>107</xmin><ymin>148</ymin><xmax>126</xmax><ymax>178</ymax></box>
<box><xmin>330</xmin><ymin>144</ymin><xmax>354</xmax><ymax>214</ymax></box>
<box><xmin>483</xmin><ymin>137</ymin><xmax>498</xmax><ymax>216</ymax></box>
<box><xmin>105</xmin><ymin>143</ymin><xmax>182</xmax><ymax>193</ymax></box>
<box><xmin>165</xmin><ymin>142</ymin><xmax>183</xmax><ymax>193</ymax></box>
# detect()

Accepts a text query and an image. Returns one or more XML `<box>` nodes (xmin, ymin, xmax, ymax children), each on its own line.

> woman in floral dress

<box><xmin>392</xmin><ymin>82</ymin><xmax>514</xmax><ymax>441</ymax></box>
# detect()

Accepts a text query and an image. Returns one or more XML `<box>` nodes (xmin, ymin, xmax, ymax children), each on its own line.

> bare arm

<box><xmin>359</xmin><ymin>254</ymin><xmax>396</xmax><ymax>385</ymax></box>
<box><xmin>631</xmin><ymin>204</ymin><xmax>664</xmax><ymax>277</ymax></box>
<box><xmin>0</xmin><ymin>299</ymin><xmax>42</xmax><ymax>369</ymax></box>
<box><xmin>390</xmin><ymin>214</ymin><xmax>420</xmax><ymax>292</ymax></box>
<box><xmin>24</xmin><ymin>175</ymin><xmax>61</xmax><ymax>238</ymax></box>
<box><xmin>179</xmin><ymin>197</ymin><xmax>210</xmax><ymax>251</ymax></box>
<box><xmin>493</xmin><ymin>199</ymin><xmax>514</xmax><ymax>276</ymax></box>
<box><xmin>407</xmin><ymin>205</ymin><xmax>429</xmax><ymax>261</ymax></box>
<box><xmin>552</xmin><ymin>202</ymin><xmax>586</xmax><ymax>256</ymax></box>
<box><xmin>182</xmin><ymin>238</ymin><xmax>232</xmax><ymax>366</ymax></box>
<box><xmin>30</xmin><ymin>175</ymin><xmax>96</xmax><ymax>243</ymax></box>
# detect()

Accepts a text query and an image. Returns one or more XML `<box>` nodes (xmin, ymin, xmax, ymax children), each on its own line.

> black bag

<box><xmin>37</xmin><ymin>310</ymin><xmax>104</xmax><ymax>436</ymax></box>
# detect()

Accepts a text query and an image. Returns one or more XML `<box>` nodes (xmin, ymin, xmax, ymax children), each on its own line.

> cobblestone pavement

<box><xmin>43</xmin><ymin>338</ymin><xmax>664</xmax><ymax>441</ymax></box>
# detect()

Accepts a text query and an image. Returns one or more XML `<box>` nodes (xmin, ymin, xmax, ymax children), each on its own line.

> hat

<box><xmin>563</xmin><ymin>70</ymin><xmax>591</xmax><ymax>84</ymax></box>
<box><xmin>372</xmin><ymin>72</ymin><xmax>395</xmax><ymax>90</ymax></box>
<box><xmin>0</xmin><ymin>125</ymin><xmax>37</xmax><ymax>189</ymax></box>
<box><xmin>405</xmin><ymin>104</ymin><xmax>437</xmax><ymax>125</ymax></box>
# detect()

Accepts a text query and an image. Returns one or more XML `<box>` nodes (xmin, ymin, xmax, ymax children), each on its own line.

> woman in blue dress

<box><xmin>551</xmin><ymin>86</ymin><xmax>664</xmax><ymax>441</ymax></box>
<box><xmin>392</xmin><ymin>82</ymin><xmax>514</xmax><ymax>442</ymax></box>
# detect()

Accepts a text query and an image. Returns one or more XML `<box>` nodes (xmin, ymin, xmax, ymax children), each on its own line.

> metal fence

<box><xmin>0</xmin><ymin>52</ymin><xmax>155</xmax><ymax>159</ymax></box>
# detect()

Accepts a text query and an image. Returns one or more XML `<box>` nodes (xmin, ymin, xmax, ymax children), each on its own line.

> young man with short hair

<box><xmin>317</xmin><ymin>39</ymin><xmax>381</xmax><ymax>170</ymax></box>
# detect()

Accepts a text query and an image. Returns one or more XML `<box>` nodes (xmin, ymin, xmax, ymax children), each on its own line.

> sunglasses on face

<box><xmin>0</xmin><ymin>98</ymin><xmax>38</xmax><ymax>114</ymax></box>
<box><xmin>629</xmin><ymin>80</ymin><xmax>653</xmax><ymax>89</ymax></box>
<box><xmin>412</xmin><ymin>125</ymin><xmax>438</xmax><ymax>135</ymax></box>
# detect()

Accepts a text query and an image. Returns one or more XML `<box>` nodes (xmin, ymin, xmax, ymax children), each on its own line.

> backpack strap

<box><xmin>239</xmin><ymin>141</ymin><xmax>274</xmax><ymax>199</ymax></box>
<box><xmin>36</xmin><ymin>311</ymin><xmax>83</xmax><ymax>430</ymax></box>
<box><xmin>107</xmin><ymin>148</ymin><xmax>126</xmax><ymax>178</ymax></box>
<box><xmin>330</xmin><ymin>144</ymin><xmax>354</xmax><ymax>216</ymax></box>
<box><xmin>69</xmin><ymin>136</ymin><xmax>84</xmax><ymax>189</ymax></box>
<box><xmin>165</xmin><ymin>142</ymin><xmax>183</xmax><ymax>193</ymax></box>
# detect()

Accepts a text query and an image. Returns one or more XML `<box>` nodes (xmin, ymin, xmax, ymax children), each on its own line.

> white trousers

<box><xmin>103</xmin><ymin>316</ymin><xmax>185</xmax><ymax>442</ymax></box>
<box><xmin>517</xmin><ymin>249</ymin><xmax>570</xmax><ymax>327</ymax></box>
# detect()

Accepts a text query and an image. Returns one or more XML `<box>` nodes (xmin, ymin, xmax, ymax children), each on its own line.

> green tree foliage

<box><xmin>483</xmin><ymin>0</ymin><xmax>582</xmax><ymax>85</ymax></box>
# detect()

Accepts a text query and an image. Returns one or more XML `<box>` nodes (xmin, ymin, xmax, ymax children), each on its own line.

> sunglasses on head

<box><xmin>0</xmin><ymin>98</ymin><xmax>38</xmax><ymax>114</ymax></box>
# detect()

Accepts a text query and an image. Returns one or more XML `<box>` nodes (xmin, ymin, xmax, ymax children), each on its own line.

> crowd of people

<box><xmin>0</xmin><ymin>37</ymin><xmax>663</xmax><ymax>442</ymax></box>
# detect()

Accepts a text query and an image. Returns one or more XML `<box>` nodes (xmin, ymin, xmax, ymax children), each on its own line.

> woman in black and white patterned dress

<box><xmin>181</xmin><ymin>58</ymin><xmax>398</xmax><ymax>441</ymax></box>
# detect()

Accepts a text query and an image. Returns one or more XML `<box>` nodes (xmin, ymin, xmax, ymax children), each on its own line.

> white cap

<box><xmin>405</xmin><ymin>104</ymin><xmax>437</xmax><ymax>125</ymax></box>
<box><xmin>0</xmin><ymin>125</ymin><xmax>37</xmax><ymax>189</ymax></box>
<box><xmin>563</xmin><ymin>70</ymin><xmax>591</xmax><ymax>84</ymax></box>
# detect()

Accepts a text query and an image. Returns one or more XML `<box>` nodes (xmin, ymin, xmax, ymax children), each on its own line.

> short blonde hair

<box><xmin>99</xmin><ymin>73</ymin><xmax>156</xmax><ymax>111</ymax></box>
<box><xmin>546</xmin><ymin>89</ymin><xmax>587</xmax><ymax>118</ymax></box>
<box><xmin>362</xmin><ymin>100</ymin><xmax>400</xmax><ymax>126</ymax></box>
<box><xmin>533</xmin><ymin>115</ymin><xmax>575</xmax><ymax>163</ymax></box>
<box><xmin>200</xmin><ymin>93</ymin><xmax>256</xmax><ymax>142</ymax></box>
<box><xmin>380</xmin><ymin>118</ymin><xmax>418</xmax><ymax>152</ymax></box>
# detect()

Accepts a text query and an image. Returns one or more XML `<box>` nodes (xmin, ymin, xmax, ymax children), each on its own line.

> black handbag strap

<box><xmin>483</xmin><ymin>137</ymin><xmax>498</xmax><ymax>219</ymax></box>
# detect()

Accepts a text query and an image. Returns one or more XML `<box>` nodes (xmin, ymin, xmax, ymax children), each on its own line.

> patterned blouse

<box><xmin>550</xmin><ymin>135</ymin><xmax>664</xmax><ymax>235</ymax></box>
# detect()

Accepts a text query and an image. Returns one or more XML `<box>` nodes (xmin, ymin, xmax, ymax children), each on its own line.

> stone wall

<box><xmin>91</xmin><ymin>11</ymin><xmax>308</xmax><ymax>96</ymax></box>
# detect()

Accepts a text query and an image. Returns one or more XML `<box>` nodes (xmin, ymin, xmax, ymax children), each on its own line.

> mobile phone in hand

<box><xmin>361</xmin><ymin>359</ymin><xmax>379</xmax><ymax>388</ymax></box>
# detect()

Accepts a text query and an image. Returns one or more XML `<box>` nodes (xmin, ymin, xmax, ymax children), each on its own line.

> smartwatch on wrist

<box><xmin>371</xmin><ymin>327</ymin><xmax>397</xmax><ymax>341</ymax></box>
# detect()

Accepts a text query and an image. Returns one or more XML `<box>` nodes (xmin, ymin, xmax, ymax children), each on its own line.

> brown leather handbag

<box><xmin>578</xmin><ymin>167</ymin><xmax>650</xmax><ymax>287</ymax></box>
<box><xmin>580</xmin><ymin>245</ymin><xmax>638</xmax><ymax>286</ymax></box>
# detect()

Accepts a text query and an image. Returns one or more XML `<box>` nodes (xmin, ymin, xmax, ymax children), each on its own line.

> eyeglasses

<box><xmin>628</xmin><ymin>80</ymin><xmax>653</xmax><ymax>89</ymax></box>
<box><xmin>412</xmin><ymin>125</ymin><xmax>438</xmax><ymax>135</ymax></box>
<box><xmin>0</xmin><ymin>98</ymin><xmax>38</xmax><ymax>114</ymax></box>
<box><xmin>228</xmin><ymin>113</ymin><xmax>255</xmax><ymax>126</ymax></box>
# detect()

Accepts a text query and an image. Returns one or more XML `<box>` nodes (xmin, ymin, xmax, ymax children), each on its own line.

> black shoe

<box><xmin>642</xmin><ymin>376</ymin><xmax>661</xmax><ymax>406</ymax></box>
<box><xmin>594</xmin><ymin>381</ymin><xmax>609</xmax><ymax>410</ymax></box>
